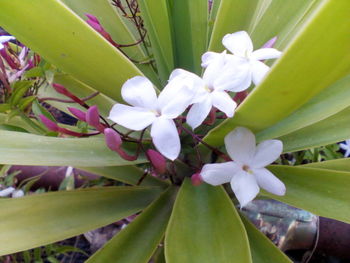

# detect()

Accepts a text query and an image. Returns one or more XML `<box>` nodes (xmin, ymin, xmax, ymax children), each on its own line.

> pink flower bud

<box><xmin>104</xmin><ymin>128</ymin><xmax>122</xmax><ymax>152</ymax></box>
<box><xmin>86</xmin><ymin>105</ymin><xmax>105</xmax><ymax>132</ymax></box>
<box><xmin>85</xmin><ymin>13</ymin><xmax>99</xmax><ymax>24</ymax></box>
<box><xmin>68</xmin><ymin>107</ymin><xmax>86</xmax><ymax>122</ymax></box>
<box><xmin>52</xmin><ymin>83</ymin><xmax>86</xmax><ymax>106</ymax></box>
<box><xmin>191</xmin><ymin>173</ymin><xmax>203</xmax><ymax>186</ymax></box>
<box><xmin>262</xmin><ymin>36</ymin><xmax>278</xmax><ymax>49</ymax></box>
<box><xmin>39</xmin><ymin>115</ymin><xmax>59</xmax><ymax>132</ymax></box>
<box><xmin>85</xmin><ymin>14</ymin><xmax>117</xmax><ymax>46</ymax></box>
<box><xmin>147</xmin><ymin>149</ymin><xmax>166</xmax><ymax>174</ymax></box>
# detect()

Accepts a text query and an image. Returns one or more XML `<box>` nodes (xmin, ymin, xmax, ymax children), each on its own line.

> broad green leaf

<box><xmin>265</xmin><ymin>166</ymin><xmax>350</xmax><ymax>223</ymax></box>
<box><xmin>88</xmin><ymin>187</ymin><xmax>176</xmax><ymax>263</ymax></box>
<box><xmin>38</xmin><ymin>73</ymin><xmax>116</xmax><ymax>118</ymax></box>
<box><xmin>302</xmin><ymin>158</ymin><xmax>350</xmax><ymax>172</ymax></box>
<box><xmin>165</xmin><ymin>179</ymin><xmax>252</xmax><ymax>263</ymax></box>
<box><xmin>208</xmin><ymin>0</ymin><xmax>258</xmax><ymax>52</ymax></box>
<box><xmin>279</xmin><ymin>107</ymin><xmax>350</xmax><ymax>153</ymax></box>
<box><xmin>169</xmin><ymin>0</ymin><xmax>208</xmax><ymax>74</ymax></box>
<box><xmin>208</xmin><ymin>0</ymin><xmax>222</xmax><ymax>37</ymax></box>
<box><xmin>60</xmin><ymin>0</ymin><xmax>160</xmax><ymax>86</ymax></box>
<box><xmin>240</xmin><ymin>215</ymin><xmax>292</xmax><ymax>263</ymax></box>
<box><xmin>0</xmin><ymin>186</ymin><xmax>163</xmax><ymax>255</ymax></box>
<box><xmin>203</xmin><ymin>0</ymin><xmax>350</xmax><ymax>147</ymax></box>
<box><xmin>249</xmin><ymin>0</ymin><xmax>322</xmax><ymax>49</ymax></box>
<box><xmin>138</xmin><ymin>0</ymin><xmax>174</xmax><ymax>84</ymax></box>
<box><xmin>0</xmin><ymin>0</ymin><xmax>142</xmax><ymax>102</ymax></box>
<box><xmin>0</xmin><ymin>130</ymin><xmax>146</xmax><ymax>166</ymax></box>
<box><xmin>0</xmin><ymin>113</ymin><xmax>38</xmax><ymax>134</ymax></box>
<box><xmin>79</xmin><ymin>166</ymin><xmax>169</xmax><ymax>188</ymax></box>
<box><xmin>257</xmin><ymin>74</ymin><xmax>350</xmax><ymax>142</ymax></box>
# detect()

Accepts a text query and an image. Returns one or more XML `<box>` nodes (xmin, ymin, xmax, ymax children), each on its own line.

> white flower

<box><xmin>339</xmin><ymin>140</ymin><xmax>350</xmax><ymax>157</ymax></box>
<box><xmin>0</xmin><ymin>35</ymin><xmax>15</xmax><ymax>50</ymax></box>
<box><xmin>12</xmin><ymin>190</ymin><xmax>24</xmax><ymax>198</ymax></box>
<box><xmin>108</xmin><ymin>76</ymin><xmax>196</xmax><ymax>160</ymax></box>
<box><xmin>0</xmin><ymin>186</ymin><xmax>15</xmax><ymax>197</ymax></box>
<box><xmin>202</xmin><ymin>31</ymin><xmax>281</xmax><ymax>88</ymax></box>
<box><xmin>200</xmin><ymin>127</ymin><xmax>286</xmax><ymax>207</ymax></box>
<box><xmin>169</xmin><ymin>54</ymin><xmax>247</xmax><ymax>129</ymax></box>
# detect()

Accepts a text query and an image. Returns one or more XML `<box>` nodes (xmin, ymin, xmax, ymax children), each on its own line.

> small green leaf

<box><xmin>87</xmin><ymin>187</ymin><xmax>176</xmax><ymax>263</ymax></box>
<box><xmin>165</xmin><ymin>179</ymin><xmax>252</xmax><ymax>263</ymax></box>
<box><xmin>265</xmin><ymin>165</ymin><xmax>350</xmax><ymax>223</ymax></box>
<box><xmin>0</xmin><ymin>186</ymin><xmax>163</xmax><ymax>255</ymax></box>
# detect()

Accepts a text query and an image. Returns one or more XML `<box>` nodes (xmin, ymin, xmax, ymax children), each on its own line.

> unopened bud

<box><xmin>191</xmin><ymin>173</ymin><xmax>203</xmax><ymax>186</ymax></box>
<box><xmin>85</xmin><ymin>14</ymin><xmax>99</xmax><ymax>24</ymax></box>
<box><xmin>85</xmin><ymin>14</ymin><xmax>117</xmax><ymax>46</ymax></box>
<box><xmin>39</xmin><ymin>115</ymin><xmax>59</xmax><ymax>132</ymax></box>
<box><xmin>86</xmin><ymin>105</ymin><xmax>105</xmax><ymax>132</ymax></box>
<box><xmin>104</xmin><ymin>128</ymin><xmax>122</xmax><ymax>152</ymax></box>
<box><xmin>147</xmin><ymin>149</ymin><xmax>166</xmax><ymax>174</ymax></box>
<box><xmin>68</xmin><ymin>107</ymin><xmax>86</xmax><ymax>122</ymax></box>
<box><xmin>52</xmin><ymin>83</ymin><xmax>86</xmax><ymax>106</ymax></box>
<box><xmin>262</xmin><ymin>36</ymin><xmax>278</xmax><ymax>49</ymax></box>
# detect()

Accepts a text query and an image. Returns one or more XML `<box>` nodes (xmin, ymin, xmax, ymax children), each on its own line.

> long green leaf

<box><xmin>0</xmin><ymin>130</ymin><xmax>146</xmax><ymax>166</ymax></box>
<box><xmin>169</xmin><ymin>0</ymin><xmax>208</xmax><ymax>74</ymax></box>
<box><xmin>257</xmin><ymin>74</ymin><xmax>350</xmax><ymax>142</ymax></box>
<box><xmin>88</xmin><ymin>186</ymin><xmax>176</xmax><ymax>263</ymax></box>
<box><xmin>0</xmin><ymin>113</ymin><xmax>37</xmax><ymax>134</ymax></box>
<box><xmin>138</xmin><ymin>0</ymin><xmax>174</xmax><ymax>84</ymax></box>
<box><xmin>0</xmin><ymin>0</ymin><xmax>142</xmax><ymax>102</ymax></box>
<box><xmin>79</xmin><ymin>166</ymin><xmax>169</xmax><ymax>188</ymax></box>
<box><xmin>60</xmin><ymin>0</ymin><xmax>160</xmax><ymax>86</ymax></box>
<box><xmin>208</xmin><ymin>0</ymin><xmax>258</xmax><ymax>52</ymax></box>
<box><xmin>279</xmin><ymin>107</ymin><xmax>350</xmax><ymax>153</ymax></box>
<box><xmin>240</xmin><ymin>215</ymin><xmax>292</xmax><ymax>263</ymax></box>
<box><xmin>203</xmin><ymin>0</ymin><xmax>350</xmax><ymax>147</ymax></box>
<box><xmin>165</xmin><ymin>179</ymin><xmax>252</xmax><ymax>263</ymax></box>
<box><xmin>0</xmin><ymin>186</ymin><xmax>163</xmax><ymax>255</ymax></box>
<box><xmin>301</xmin><ymin>158</ymin><xmax>350</xmax><ymax>172</ymax></box>
<box><xmin>265</xmin><ymin>166</ymin><xmax>350</xmax><ymax>223</ymax></box>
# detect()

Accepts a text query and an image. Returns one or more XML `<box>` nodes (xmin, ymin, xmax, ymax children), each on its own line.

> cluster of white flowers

<box><xmin>109</xmin><ymin>31</ymin><xmax>285</xmax><ymax>206</ymax></box>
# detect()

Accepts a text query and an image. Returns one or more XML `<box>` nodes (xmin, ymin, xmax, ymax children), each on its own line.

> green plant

<box><xmin>0</xmin><ymin>0</ymin><xmax>349</xmax><ymax>262</ymax></box>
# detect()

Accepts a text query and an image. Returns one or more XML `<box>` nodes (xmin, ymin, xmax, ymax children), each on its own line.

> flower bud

<box><xmin>104</xmin><ymin>128</ymin><xmax>122</xmax><ymax>152</ymax></box>
<box><xmin>68</xmin><ymin>107</ymin><xmax>86</xmax><ymax>122</ymax></box>
<box><xmin>262</xmin><ymin>36</ymin><xmax>277</xmax><ymax>49</ymax></box>
<box><xmin>86</xmin><ymin>106</ymin><xmax>100</xmax><ymax>126</ymax></box>
<box><xmin>147</xmin><ymin>149</ymin><xmax>166</xmax><ymax>174</ymax></box>
<box><xmin>191</xmin><ymin>173</ymin><xmax>203</xmax><ymax>186</ymax></box>
<box><xmin>39</xmin><ymin>115</ymin><xmax>59</xmax><ymax>132</ymax></box>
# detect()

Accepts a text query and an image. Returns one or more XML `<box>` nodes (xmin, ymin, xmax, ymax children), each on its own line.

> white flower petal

<box><xmin>0</xmin><ymin>43</ymin><xmax>4</xmax><ymax>50</ymax></box>
<box><xmin>213</xmin><ymin>61</ymin><xmax>252</xmax><ymax>92</ymax></box>
<box><xmin>108</xmin><ymin>104</ymin><xmax>156</xmax><ymax>130</ymax></box>
<box><xmin>12</xmin><ymin>190</ymin><xmax>24</xmax><ymax>198</ymax></box>
<box><xmin>202</xmin><ymin>52</ymin><xmax>226</xmax><ymax>88</ymax></box>
<box><xmin>186</xmin><ymin>96</ymin><xmax>212</xmax><ymax>130</ymax></box>
<box><xmin>201</xmin><ymin>51</ymin><xmax>222</xmax><ymax>68</ymax></box>
<box><xmin>231</xmin><ymin>170</ymin><xmax>259</xmax><ymax>207</ymax></box>
<box><xmin>201</xmin><ymin>161</ymin><xmax>238</xmax><ymax>185</ymax></box>
<box><xmin>121</xmin><ymin>76</ymin><xmax>158</xmax><ymax>109</ymax></box>
<box><xmin>158</xmin><ymin>77</ymin><xmax>197</xmax><ymax>119</ymax></box>
<box><xmin>224</xmin><ymin>127</ymin><xmax>256</xmax><ymax>164</ymax></box>
<box><xmin>251</xmin><ymin>61</ymin><xmax>270</xmax><ymax>85</ymax></box>
<box><xmin>222</xmin><ymin>31</ymin><xmax>253</xmax><ymax>57</ymax></box>
<box><xmin>151</xmin><ymin>117</ymin><xmax>180</xmax><ymax>160</ymax></box>
<box><xmin>253</xmin><ymin>168</ymin><xmax>286</xmax><ymax>196</ymax></box>
<box><xmin>211</xmin><ymin>91</ymin><xmax>237</xmax><ymax>118</ymax></box>
<box><xmin>251</xmin><ymin>48</ymin><xmax>282</xmax><ymax>61</ymax></box>
<box><xmin>251</xmin><ymin>140</ymin><xmax>283</xmax><ymax>168</ymax></box>
<box><xmin>0</xmin><ymin>187</ymin><xmax>15</xmax><ymax>197</ymax></box>
<box><xmin>0</xmin><ymin>35</ymin><xmax>15</xmax><ymax>44</ymax></box>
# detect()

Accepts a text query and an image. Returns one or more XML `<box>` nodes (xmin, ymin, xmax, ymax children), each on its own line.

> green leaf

<box><xmin>257</xmin><ymin>74</ymin><xmax>350</xmax><ymax>142</ymax></box>
<box><xmin>0</xmin><ymin>186</ymin><xmax>163</xmax><ymax>255</ymax></box>
<box><xmin>208</xmin><ymin>0</ymin><xmax>258</xmax><ymax>52</ymax></box>
<box><xmin>203</xmin><ymin>0</ymin><xmax>350</xmax><ymax>147</ymax></box>
<box><xmin>240</xmin><ymin>215</ymin><xmax>292</xmax><ymax>263</ymax></box>
<box><xmin>165</xmin><ymin>179</ymin><xmax>252</xmax><ymax>263</ymax></box>
<box><xmin>0</xmin><ymin>0</ymin><xmax>142</xmax><ymax>102</ymax></box>
<box><xmin>87</xmin><ymin>186</ymin><xmax>176</xmax><ymax>263</ymax></box>
<box><xmin>169</xmin><ymin>0</ymin><xmax>208</xmax><ymax>74</ymax></box>
<box><xmin>265</xmin><ymin>166</ymin><xmax>350</xmax><ymax>223</ymax></box>
<box><xmin>0</xmin><ymin>113</ymin><xmax>39</xmax><ymax>134</ymax></box>
<box><xmin>138</xmin><ymin>0</ymin><xmax>174</xmax><ymax>84</ymax></box>
<box><xmin>301</xmin><ymin>158</ymin><xmax>350</xmax><ymax>172</ymax></box>
<box><xmin>32</xmin><ymin>100</ymin><xmax>56</xmax><ymax>122</ymax></box>
<box><xmin>279</xmin><ymin>106</ymin><xmax>350</xmax><ymax>153</ymax></box>
<box><xmin>60</xmin><ymin>0</ymin><xmax>160</xmax><ymax>86</ymax></box>
<box><xmin>10</xmin><ymin>80</ymin><xmax>33</xmax><ymax>106</ymax></box>
<box><xmin>79</xmin><ymin>166</ymin><xmax>169</xmax><ymax>188</ymax></box>
<box><xmin>0</xmin><ymin>130</ymin><xmax>146</xmax><ymax>166</ymax></box>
